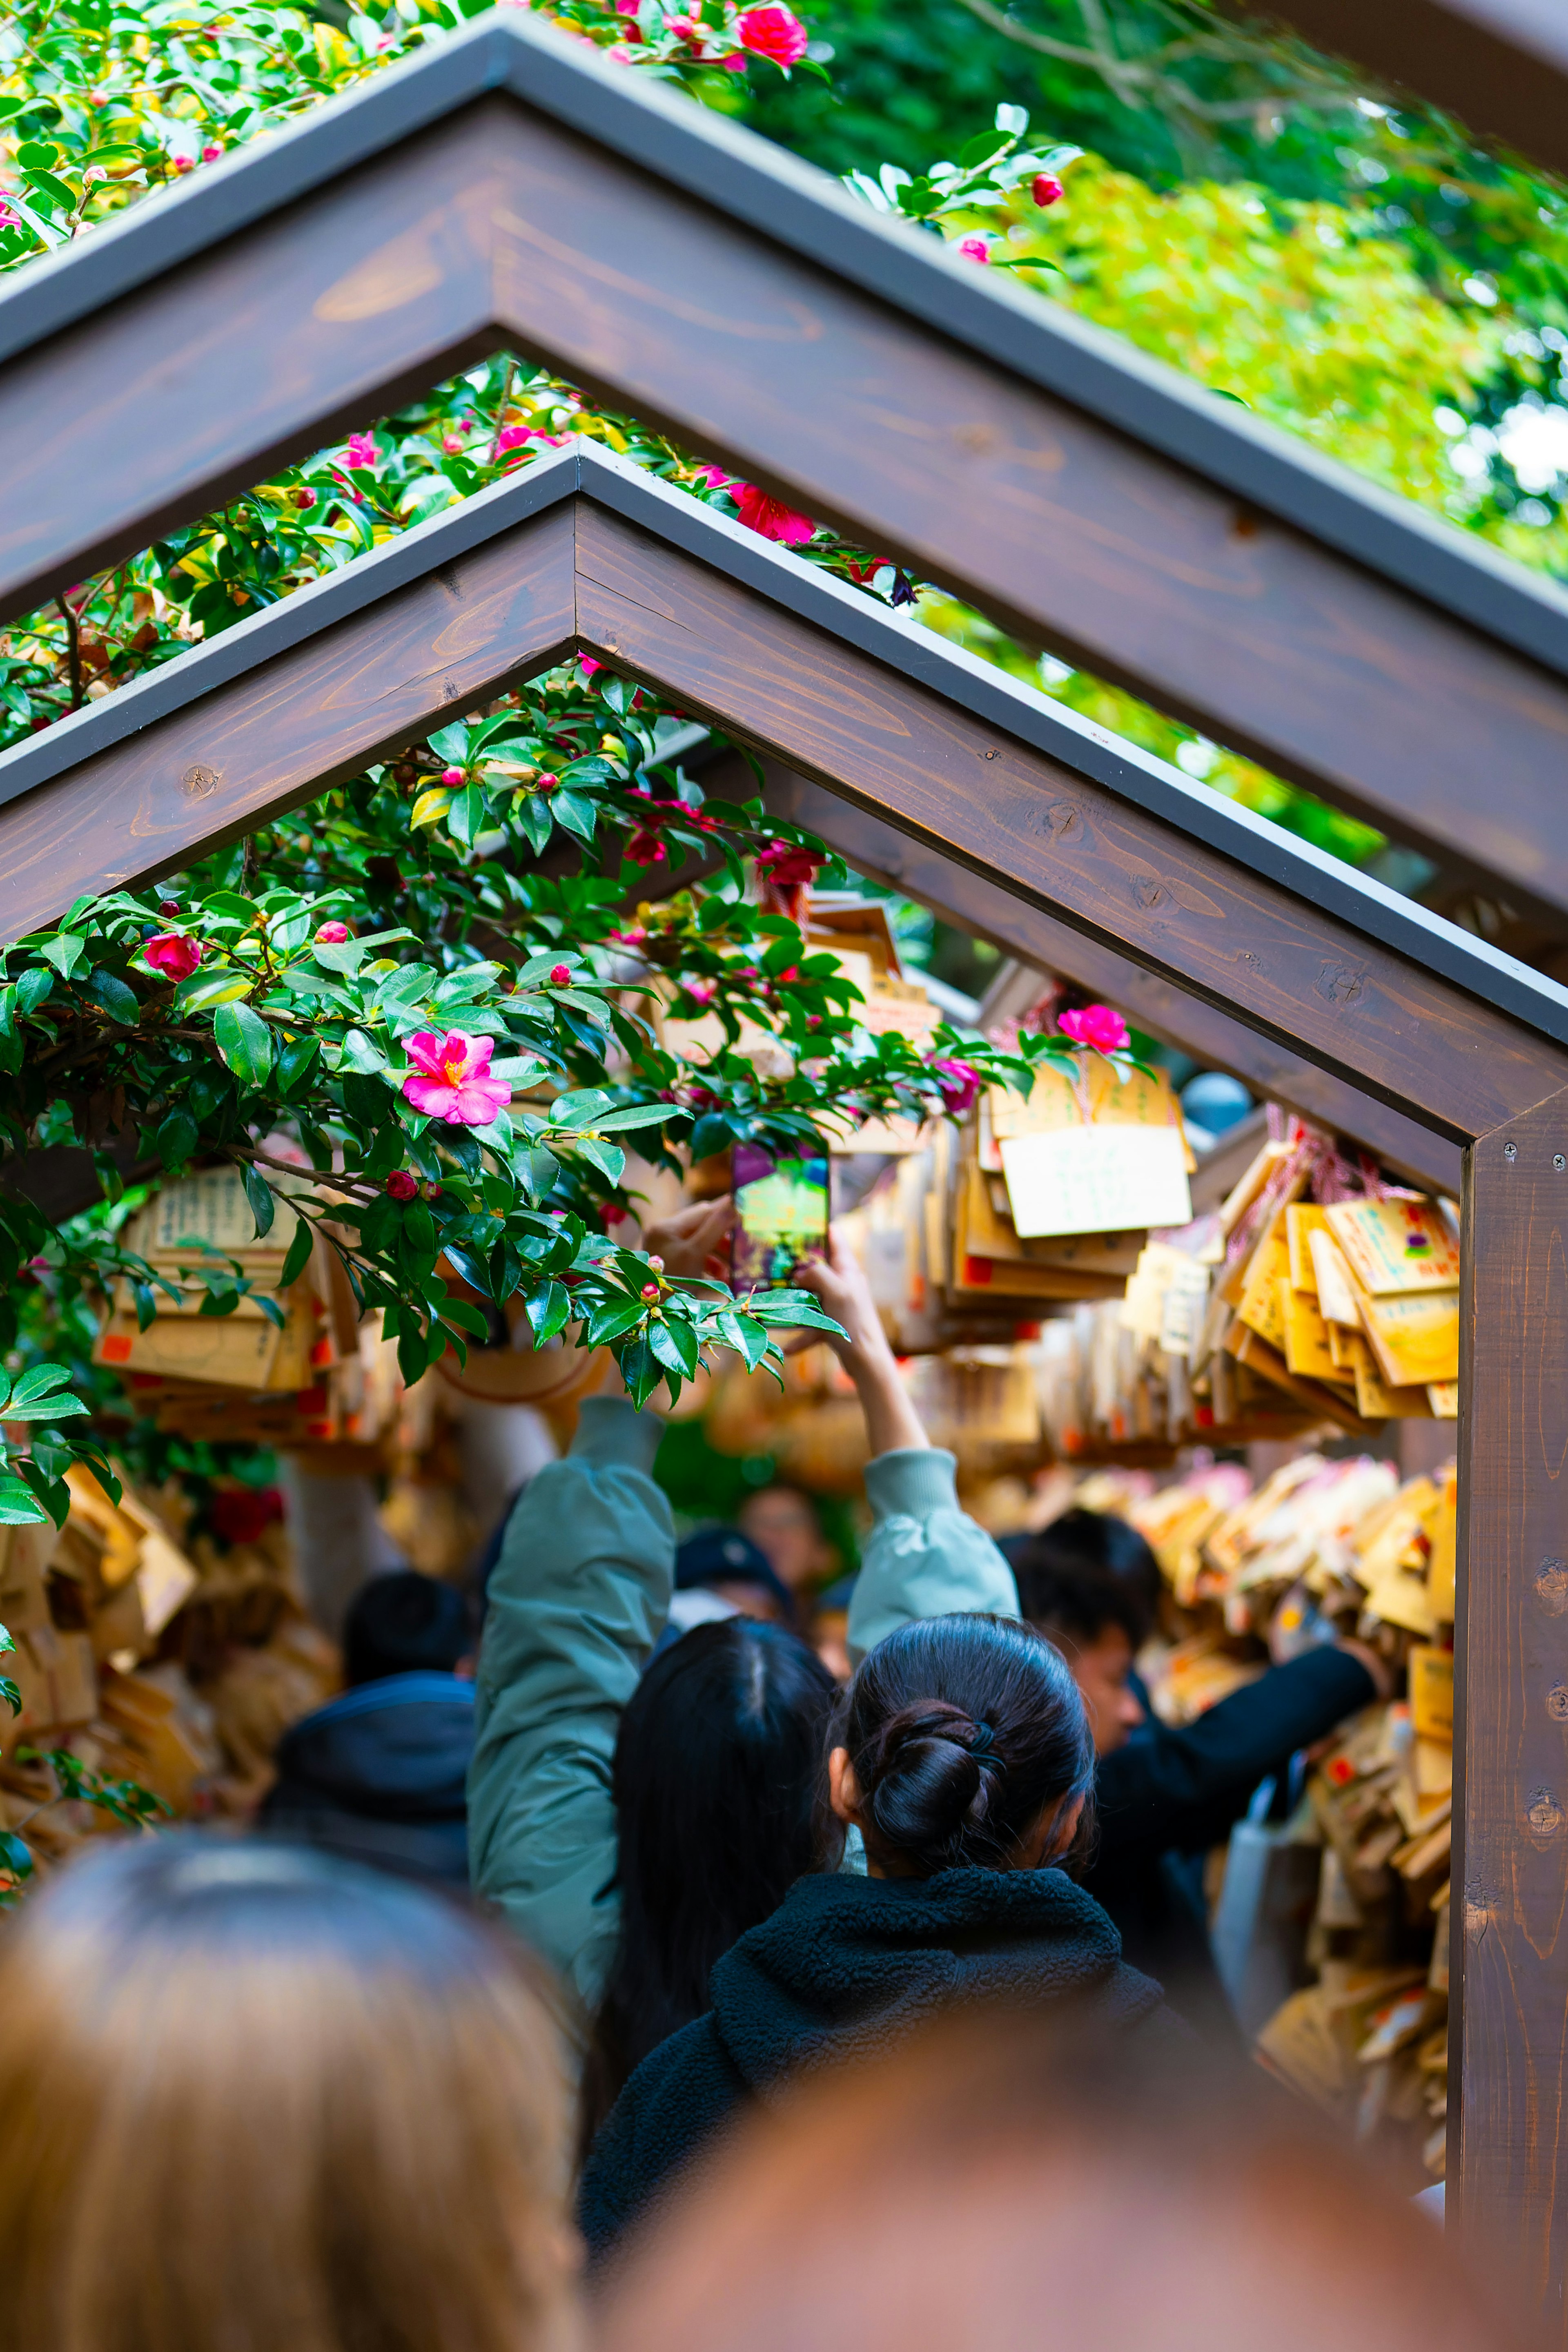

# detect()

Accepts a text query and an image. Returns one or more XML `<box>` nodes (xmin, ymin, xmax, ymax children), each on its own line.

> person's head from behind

<box><xmin>1011</xmin><ymin>1534</ymin><xmax>1152</xmax><ymax>1757</ymax></box>
<box><xmin>588</xmin><ymin>1618</ymin><xmax>836</xmax><ymax>2129</ymax></box>
<box><xmin>343</xmin><ymin>1567</ymin><xmax>474</xmax><ymax>1686</ymax></box>
<box><xmin>596</xmin><ymin>2010</ymin><xmax>1528</xmax><ymax>2352</ymax></box>
<box><xmin>827</xmin><ymin>1615</ymin><xmax>1094</xmax><ymax>1879</ymax></box>
<box><xmin>0</xmin><ymin>1834</ymin><xmax>578</xmax><ymax>2352</ymax></box>
<box><xmin>738</xmin><ymin>1482</ymin><xmax>834</xmax><ymax>1594</ymax></box>
<box><xmin>1020</xmin><ymin>1506</ymin><xmax>1163</xmax><ymax>1628</ymax></box>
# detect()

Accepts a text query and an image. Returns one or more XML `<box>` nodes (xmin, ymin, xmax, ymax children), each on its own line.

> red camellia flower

<box><xmin>754</xmin><ymin>839</ymin><xmax>825</xmax><ymax>887</ymax></box>
<box><xmin>315</xmin><ymin>919</ymin><xmax>351</xmax><ymax>945</ymax></box>
<box><xmin>208</xmin><ymin>1485</ymin><xmax>283</xmax><ymax>1546</ymax></box>
<box><xmin>385</xmin><ymin>1170</ymin><xmax>419</xmax><ymax>1200</ymax></box>
<box><xmin>733</xmin><ymin>484</ymin><xmax>815</xmax><ymax>544</ymax></box>
<box><xmin>1058</xmin><ymin>1004</ymin><xmax>1131</xmax><ymax>1057</ymax></box>
<box><xmin>143</xmin><ymin>933</ymin><xmax>203</xmax><ymax>981</ymax></box>
<box><xmin>626</xmin><ymin>829</ymin><xmax>668</xmax><ymax>867</ymax></box>
<box><xmin>737</xmin><ymin>2</ymin><xmax>808</xmax><ymax>63</ymax></box>
<box><xmin>1031</xmin><ymin>172</ymin><xmax>1064</xmax><ymax>206</ymax></box>
<box><xmin>930</xmin><ymin>1057</ymin><xmax>984</xmax><ymax>1115</ymax></box>
<box><xmin>602</xmin><ymin>1204</ymin><xmax>627</xmax><ymax>1226</ymax></box>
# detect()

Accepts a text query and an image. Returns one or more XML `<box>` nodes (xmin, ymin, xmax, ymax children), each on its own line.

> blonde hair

<box><xmin>0</xmin><ymin>1836</ymin><xmax>579</xmax><ymax>2352</ymax></box>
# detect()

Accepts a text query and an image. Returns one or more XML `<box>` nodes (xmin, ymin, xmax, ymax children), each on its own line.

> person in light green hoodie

<box><xmin>467</xmin><ymin>1206</ymin><xmax>1017</xmax><ymax>2120</ymax></box>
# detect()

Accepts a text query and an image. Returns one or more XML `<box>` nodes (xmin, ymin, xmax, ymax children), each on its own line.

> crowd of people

<box><xmin>0</xmin><ymin>1211</ymin><xmax>1521</xmax><ymax>2350</ymax></box>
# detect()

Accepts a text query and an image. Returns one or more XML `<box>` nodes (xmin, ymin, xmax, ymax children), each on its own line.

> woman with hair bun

<box><xmin>577</xmin><ymin>1612</ymin><xmax>1176</xmax><ymax>2260</ymax></box>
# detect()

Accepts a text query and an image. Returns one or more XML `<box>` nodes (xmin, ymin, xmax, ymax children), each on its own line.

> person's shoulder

<box><xmin>579</xmin><ymin>2013</ymin><xmax>743</xmax><ymax>2261</ymax></box>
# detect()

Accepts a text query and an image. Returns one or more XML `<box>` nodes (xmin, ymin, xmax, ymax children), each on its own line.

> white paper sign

<box><xmin>1000</xmin><ymin>1124</ymin><xmax>1192</xmax><ymax>1239</ymax></box>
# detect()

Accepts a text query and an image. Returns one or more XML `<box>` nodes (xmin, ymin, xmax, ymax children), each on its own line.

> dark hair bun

<box><xmin>842</xmin><ymin>1615</ymin><xmax>1094</xmax><ymax>1880</ymax></box>
<box><xmin>864</xmin><ymin>1701</ymin><xmax>1000</xmax><ymax>1873</ymax></box>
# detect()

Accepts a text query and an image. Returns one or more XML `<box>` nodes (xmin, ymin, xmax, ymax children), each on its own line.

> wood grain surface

<box><xmin>0</xmin><ymin>506</ymin><xmax>576</xmax><ymax>939</ymax></box>
<box><xmin>4</xmin><ymin>96</ymin><xmax>1568</xmax><ymax>919</ymax></box>
<box><xmin>750</xmin><ymin>756</ymin><xmax>1464</xmax><ymax>1195</ymax></box>
<box><xmin>1454</xmin><ymin>1090</ymin><xmax>1568</xmax><ymax>2307</ymax></box>
<box><xmin>574</xmin><ymin>504</ymin><xmax>1568</xmax><ymax>1142</ymax></box>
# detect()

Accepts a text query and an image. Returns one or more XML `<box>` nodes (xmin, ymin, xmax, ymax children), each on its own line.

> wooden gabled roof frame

<box><xmin>1234</xmin><ymin>0</ymin><xmax>1568</xmax><ymax>182</ymax></box>
<box><xmin>2</xmin><ymin>18</ymin><xmax>1568</xmax><ymax>2307</ymax></box>
<box><xmin>2</xmin><ymin>11</ymin><xmax>1568</xmax><ymax>923</ymax></box>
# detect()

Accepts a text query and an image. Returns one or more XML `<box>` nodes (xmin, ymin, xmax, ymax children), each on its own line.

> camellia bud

<box><xmin>441</xmin><ymin>765</ymin><xmax>463</xmax><ymax>785</ymax></box>
<box><xmin>549</xmin><ymin>963</ymin><xmax>571</xmax><ymax>985</ymax></box>
<box><xmin>315</xmin><ymin>919</ymin><xmax>351</xmax><ymax>945</ymax></box>
<box><xmin>294</xmin><ymin>487</ymin><xmax>316</xmax><ymax>510</ymax></box>
<box><xmin>647</xmin><ymin>1256</ymin><xmax>665</xmax><ymax>1273</ymax></box>
<box><xmin>422</xmin><ymin>1182</ymin><xmax>443</xmax><ymax>1201</ymax></box>
<box><xmin>535</xmin><ymin>771</ymin><xmax>559</xmax><ymax>795</ymax></box>
<box><xmin>160</xmin><ymin>899</ymin><xmax>181</xmax><ymax>917</ymax></box>
<box><xmin>385</xmin><ymin>1170</ymin><xmax>419</xmax><ymax>1200</ymax></box>
<box><xmin>1031</xmin><ymin>172</ymin><xmax>1064</xmax><ymax>206</ymax></box>
<box><xmin>202</xmin><ymin>142</ymin><xmax>223</xmax><ymax>161</ymax></box>
<box><xmin>641</xmin><ymin>1282</ymin><xmax>661</xmax><ymax>1301</ymax></box>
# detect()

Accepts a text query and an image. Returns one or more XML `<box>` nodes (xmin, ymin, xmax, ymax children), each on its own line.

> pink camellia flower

<box><xmin>626</xmin><ymin>829</ymin><xmax>668</xmax><ymax>868</ymax></box>
<box><xmin>315</xmin><ymin>919</ymin><xmax>351</xmax><ymax>945</ymax></box>
<box><xmin>930</xmin><ymin>1057</ymin><xmax>983</xmax><ymax>1116</ymax></box>
<box><xmin>202</xmin><ymin>142</ymin><xmax>224</xmax><ymax>162</ymax></box>
<box><xmin>385</xmin><ymin>1170</ymin><xmax>419</xmax><ymax>1200</ymax></box>
<box><xmin>1031</xmin><ymin>172</ymin><xmax>1063</xmax><ymax>206</ymax></box>
<box><xmin>344</xmin><ymin>431</ymin><xmax>379</xmax><ymax>469</ymax></box>
<box><xmin>737</xmin><ymin>2</ymin><xmax>808</xmax><ymax>63</ymax></box>
<box><xmin>578</xmin><ymin>656</ymin><xmax>603</xmax><ymax>682</ymax></box>
<box><xmin>442</xmin><ymin>432</ymin><xmax>466</xmax><ymax>454</ymax></box>
<box><xmin>958</xmin><ymin>236</ymin><xmax>991</xmax><ymax>263</ymax></box>
<box><xmin>696</xmin><ymin>464</ymin><xmax>737</xmax><ymax>493</ymax></box>
<box><xmin>1058</xmin><ymin>1003</ymin><xmax>1130</xmax><ymax>1057</ymax></box>
<box><xmin>610</xmin><ymin>923</ymin><xmax>648</xmax><ymax>947</ymax></box>
<box><xmin>755</xmin><ymin>838</ymin><xmax>824</xmax><ymax>887</ymax></box>
<box><xmin>0</xmin><ymin>201</ymin><xmax>20</xmax><ymax>229</ymax></box>
<box><xmin>441</xmin><ymin>765</ymin><xmax>463</xmax><ymax>785</ymax></box>
<box><xmin>548</xmin><ymin>963</ymin><xmax>571</xmax><ymax>985</ymax></box>
<box><xmin>723</xmin><ymin>51</ymin><xmax>749</xmax><ymax>70</ymax></box>
<box><xmin>171</xmin><ymin>153</ymin><xmax>195</xmax><ymax>173</ymax></box>
<box><xmin>684</xmin><ymin>977</ymin><xmax>718</xmax><ymax>1007</ymax></box>
<box><xmin>401</xmin><ymin>1031</ymin><xmax>513</xmax><ymax>1128</ymax></box>
<box><xmin>734</xmin><ymin>484</ymin><xmax>815</xmax><ymax>544</ymax></box>
<box><xmin>143</xmin><ymin>933</ymin><xmax>203</xmax><ymax>981</ymax></box>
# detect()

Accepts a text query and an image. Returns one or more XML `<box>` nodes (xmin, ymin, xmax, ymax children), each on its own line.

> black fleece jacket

<box><xmin>1082</xmin><ymin>1644</ymin><xmax>1376</xmax><ymax>2040</ymax></box>
<box><xmin>577</xmin><ymin>1862</ymin><xmax>1173</xmax><ymax>2259</ymax></box>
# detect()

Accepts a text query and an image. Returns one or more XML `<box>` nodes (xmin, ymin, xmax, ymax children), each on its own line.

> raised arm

<box><xmin>796</xmin><ymin>1230</ymin><xmax>1020</xmax><ymax>1667</ymax></box>
<box><xmin>468</xmin><ymin>1392</ymin><xmax>673</xmax><ymax>2009</ymax></box>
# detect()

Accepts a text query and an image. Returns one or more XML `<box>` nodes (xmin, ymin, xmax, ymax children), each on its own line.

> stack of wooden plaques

<box><xmin>91</xmin><ymin>1169</ymin><xmax>379</xmax><ymax>1448</ymax></box>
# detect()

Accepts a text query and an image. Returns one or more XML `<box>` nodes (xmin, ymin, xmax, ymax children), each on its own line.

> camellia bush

<box><xmin>0</xmin><ymin>644</ymin><xmax>1125</xmax><ymax>1523</ymax></box>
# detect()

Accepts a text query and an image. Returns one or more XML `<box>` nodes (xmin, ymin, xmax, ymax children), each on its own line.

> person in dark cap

<box><xmin>663</xmin><ymin>1527</ymin><xmax>797</xmax><ymax>1644</ymax></box>
<box><xmin>261</xmin><ymin>1570</ymin><xmax>476</xmax><ymax>1890</ymax></box>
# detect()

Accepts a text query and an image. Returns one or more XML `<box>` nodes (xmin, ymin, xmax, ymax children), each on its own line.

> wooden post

<box><xmin>1456</xmin><ymin>1086</ymin><xmax>1568</xmax><ymax>2309</ymax></box>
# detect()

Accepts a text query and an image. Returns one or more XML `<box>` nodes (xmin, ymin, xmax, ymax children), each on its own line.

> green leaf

<box><xmin>593</xmin><ymin>1102</ymin><xmax>673</xmax><ymax>1135</ymax></box>
<box><xmin>242</xmin><ymin>1164</ymin><xmax>276</xmax><ymax>1239</ymax></box>
<box><xmin>648</xmin><ymin>1316</ymin><xmax>699</xmax><ymax>1378</ymax></box>
<box><xmin>339</xmin><ymin>1027</ymin><xmax>388</xmax><ymax>1074</ymax></box>
<box><xmin>15</xmin><ymin>967</ymin><xmax>53</xmax><ymax>1015</ymax></box>
<box><xmin>274</xmin><ymin>1033</ymin><xmax>321</xmax><ymax>1094</ymax></box>
<box><xmin>397</xmin><ymin>1324</ymin><xmax>430</xmax><ymax>1386</ymax></box>
<box><xmin>526</xmin><ymin>1280</ymin><xmax>572</xmax><ymax>1342</ymax></box>
<box><xmin>440</xmin><ymin>1295</ymin><xmax>490</xmax><ymax>1340</ymax></box>
<box><xmin>0</xmin><ymin>1480</ymin><xmax>47</xmax><ymax>1526</ymax></box>
<box><xmin>9</xmin><ymin>1365</ymin><xmax>71</xmax><ymax>1407</ymax></box>
<box><xmin>156</xmin><ymin>1104</ymin><xmax>199</xmax><ymax>1168</ymax></box>
<box><xmin>0</xmin><ymin>1828</ymin><xmax>31</xmax><ymax>1877</ymax></box>
<box><xmin>86</xmin><ymin>966</ymin><xmax>140</xmax><ymax>1024</ymax></box>
<box><xmin>690</xmin><ymin>1111</ymin><xmax>736</xmax><ymax>1160</ymax></box>
<box><xmin>4</xmin><ymin>1393</ymin><xmax>89</xmax><ymax>1421</ymax></box>
<box><xmin>552</xmin><ymin>789</ymin><xmax>598</xmax><ymax>843</ymax></box>
<box><xmin>212</xmin><ymin>999</ymin><xmax>274</xmax><ymax>1087</ymax></box>
<box><xmin>39</xmin><ymin>933</ymin><xmax>88</xmax><ymax>979</ymax></box>
<box><xmin>573</xmin><ymin>1136</ymin><xmax>626</xmax><ymax>1186</ymax></box>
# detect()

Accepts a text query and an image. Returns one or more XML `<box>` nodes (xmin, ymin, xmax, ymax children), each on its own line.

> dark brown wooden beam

<box><xmin>0</xmin><ymin>504</ymin><xmax>576</xmax><ymax>932</ymax></box>
<box><xmin>5</xmin><ymin>85</ymin><xmax>1568</xmax><ymax>923</ymax></box>
<box><xmin>751</xmin><ymin>758</ymin><xmax>1464</xmax><ymax>1195</ymax></box>
<box><xmin>1231</xmin><ymin>0</ymin><xmax>1568</xmax><ymax>181</ymax></box>
<box><xmin>575</xmin><ymin>503</ymin><xmax>1568</xmax><ymax>1144</ymax></box>
<box><xmin>1455</xmin><ymin>1087</ymin><xmax>1568</xmax><ymax>2301</ymax></box>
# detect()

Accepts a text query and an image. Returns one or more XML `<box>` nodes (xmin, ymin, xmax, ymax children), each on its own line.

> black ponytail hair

<box><xmin>580</xmin><ymin>1616</ymin><xmax>837</xmax><ymax>2156</ymax></box>
<box><xmin>836</xmin><ymin>1614</ymin><xmax>1094</xmax><ymax>1878</ymax></box>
